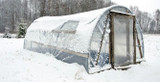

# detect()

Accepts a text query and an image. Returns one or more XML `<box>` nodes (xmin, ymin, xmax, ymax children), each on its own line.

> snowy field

<box><xmin>0</xmin><ymin>34</ymin><xmax>160</xmax><ymax>82</ymax></box>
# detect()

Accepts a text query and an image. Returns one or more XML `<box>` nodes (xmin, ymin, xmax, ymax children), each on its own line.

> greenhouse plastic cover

<box><xmin>25</xmin><ymin>6</ymin><xmax>117</xmax><ymax>53</ymax></box>
<box><xmin>24</xmin><ymin>5</ymin><xmax>144</xmax><ymax>73</ymax></box>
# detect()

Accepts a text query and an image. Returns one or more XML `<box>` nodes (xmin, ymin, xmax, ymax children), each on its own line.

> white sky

<box><xmin>112</xmin><ymin>0</ymin><xmax>160</xmax><ymax>14</ymax></box>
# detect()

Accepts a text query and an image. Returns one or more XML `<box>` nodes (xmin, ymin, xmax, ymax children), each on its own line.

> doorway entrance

<box><xmin>110</xmin><ymin>11</ymin><xmax>136</xmax><ymax>68</ymax></box>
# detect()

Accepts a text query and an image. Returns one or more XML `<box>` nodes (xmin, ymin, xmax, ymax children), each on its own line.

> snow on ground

<box><xmin>0</xmin><ymin>34</ymin><xmax>160</xmax><ymax>82</ymax></box>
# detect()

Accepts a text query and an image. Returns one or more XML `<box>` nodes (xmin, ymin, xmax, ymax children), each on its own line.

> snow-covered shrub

<box><xmin>17</xmin><ymin>23</ymin><xmax>27</xmax><ymax>38</ymax></box>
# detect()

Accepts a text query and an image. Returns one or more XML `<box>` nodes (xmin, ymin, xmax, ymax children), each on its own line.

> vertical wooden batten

<box><xmin>133</xmin><ymin>16</ymin><xmax>137</xmax><ymax>64</ymax></box>
<box><xmin>109</xmin><ymin>12</ymin><xmax>115</xmax><ymax>69</ymax></box>
<box><xmin>137</xmin><ymin>35</ymin><xmax>143</xmax><ymax>58</ymax></box>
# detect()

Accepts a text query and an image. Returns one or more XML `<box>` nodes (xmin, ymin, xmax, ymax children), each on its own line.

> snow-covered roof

<box><xmin>27</xmin><ymin>6</ymin><xmax>109</xmax><ymax>33</ymax></box>
<box><xmin>25</xmin><ymin>5</ymin><xmax>132</xmax><ymax>53</ymax></box>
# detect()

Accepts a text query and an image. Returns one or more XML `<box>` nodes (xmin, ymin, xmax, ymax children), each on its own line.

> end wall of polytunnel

<box><xmin>88</xmin><ymin>6</ymin><xmax>145</xmax><ymax>73</ymax></box>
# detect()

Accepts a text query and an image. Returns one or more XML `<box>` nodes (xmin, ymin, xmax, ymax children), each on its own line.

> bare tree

<box><xmin>155</xmin><ymin>9</ymin><xmax>160</xmax><ymax>33</ymax></box>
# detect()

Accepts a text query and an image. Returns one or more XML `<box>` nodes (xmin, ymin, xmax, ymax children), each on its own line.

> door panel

<box><xmin>111</xmin><ymin>14</ymin><xmax>134</xmax><ymax>67</ymax></box>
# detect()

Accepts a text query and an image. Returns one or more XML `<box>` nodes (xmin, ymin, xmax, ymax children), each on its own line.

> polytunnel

<box><xmin>24</xmin><ymin>5</ymin><xmax>145</xmax><ymax>73</ymax></box>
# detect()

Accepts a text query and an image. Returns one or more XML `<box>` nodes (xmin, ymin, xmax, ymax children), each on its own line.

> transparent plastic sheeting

<box><xmin>113</xmin><ymin>15</ymin><xmax>134</xmax><ymax>66</ymax></box>
<box><xmin>56</xmin><ymin>20</ymin><xmax>79</xmax><ymax>31</ymax></box>
<box><xmin>24</xmin><ymin>39</ymin><xmax>88</xmax><ymax>71</ymax></box>
<box><xmin>89</xmin><ymin>15</ymin><xmax>110</xmax><ymax>73</ymax></box>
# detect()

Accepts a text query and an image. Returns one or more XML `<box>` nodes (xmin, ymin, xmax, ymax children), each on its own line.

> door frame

<box><xmin>109</xmin><ymin>11</ymin><xmax>136</xmax><ymax>69</ymax></box>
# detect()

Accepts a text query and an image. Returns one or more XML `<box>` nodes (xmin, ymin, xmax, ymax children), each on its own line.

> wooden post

<box><xmin>133</xmin><ymin>17</ymin><xmax>136</xmax><ymax>64</ymax></box>
<box><xmin>109</xmin><ymin>12</ymin><xmax>115</xmax><ymax>69</ymax></box>
<box><xmin>137</xmin><ymin>36</ymin><xmax>143</xmax><ymax>58</ymax></box>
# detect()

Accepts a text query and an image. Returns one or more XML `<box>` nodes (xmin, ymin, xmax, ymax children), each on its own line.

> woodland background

<box><xmin>0</xmin><ymin>0</ymin><xmax>159</xmax><ymax>34</ymax></box>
